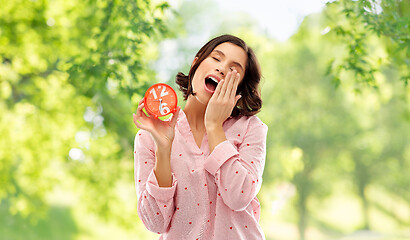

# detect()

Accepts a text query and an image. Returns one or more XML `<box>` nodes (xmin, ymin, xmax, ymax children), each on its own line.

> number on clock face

<box><xmin>159</xmin><ymin>102</ymin><xmax>170</xmax><ymax>115</ymax></box>
<box><xmin>149</xmin><ymin>85</ymin><xmax>169</xmax><ymax>99</ymax></box>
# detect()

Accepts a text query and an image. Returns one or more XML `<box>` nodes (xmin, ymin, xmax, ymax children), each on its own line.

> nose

<box><xmin>216</xmin><ymin>67</ymin><xmax>225</xmax><ymax>76</ymax></box>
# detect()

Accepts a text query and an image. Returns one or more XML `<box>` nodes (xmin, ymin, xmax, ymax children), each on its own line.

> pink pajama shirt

<box><xmin>134</xmin><ymin>109</ymin><xmax>268</xmax><ymax>240</ymax></box>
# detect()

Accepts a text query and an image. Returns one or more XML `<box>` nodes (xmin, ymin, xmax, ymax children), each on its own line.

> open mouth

<box><xmin>204</xmin><ymin>76</ymin><xmax>219</xmax><ymax>93</ymax></box>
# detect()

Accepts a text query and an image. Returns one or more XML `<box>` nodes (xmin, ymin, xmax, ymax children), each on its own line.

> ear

<box><xmin>191</xmin><ymin>57</ymin><xmax>198</xmax><ymax>67</ymax></box>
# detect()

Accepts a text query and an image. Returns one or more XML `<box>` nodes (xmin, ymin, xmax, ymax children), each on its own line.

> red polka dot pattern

<box><xmin>135</xmin><ymin>113</ymin><xmax>267</xmax><ymax>238</ymax></box>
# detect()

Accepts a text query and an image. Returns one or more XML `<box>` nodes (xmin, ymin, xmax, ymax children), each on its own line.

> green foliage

<box><xmin>1</xmin><ymin>0</ymin><xmax>409</xmax><ymax>239</ymax></box>
<box><xmin>325</xmin><ymin>0</ymin><xmax>409</xmax><ymax>89</ymax></box>
<box><xmin>0</xmin><ymin>200</ymin><xmax>78</xmax><ymax>240</ymax></box>
<box><xmin>0</xmin><ymin>0</ymin><xmax>171</xmax><ymax>237</ymax></box>
<box><xmin>261</xmin><ymin>10</ymin><xmax>410</xmax><ymax>239</ymax></box>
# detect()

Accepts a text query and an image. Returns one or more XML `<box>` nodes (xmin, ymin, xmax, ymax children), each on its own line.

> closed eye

<box><xmin>212</xmin><ymin>57</ymin><xmax>220</xmax><ymax>62</ymax></box>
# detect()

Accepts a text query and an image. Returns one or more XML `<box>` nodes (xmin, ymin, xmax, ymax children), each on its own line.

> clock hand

<box><xmin>158</xmin><ymin>98</ymin><xmax>163</xmax><ymax>112</ymax></box>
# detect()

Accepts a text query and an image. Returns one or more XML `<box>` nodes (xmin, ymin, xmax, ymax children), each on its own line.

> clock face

<box><xmin>144</xmin><ymin>83</ymin><xmax>178</xmax><ymax>118</ymax></box>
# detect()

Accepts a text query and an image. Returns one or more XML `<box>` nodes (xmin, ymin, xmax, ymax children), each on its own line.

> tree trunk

<box><xmin>359</xmin><ymin>183</ymin><xmax>370</xmax><ymax>230</ymax></box>
<box><xmin>298</xmin><ymin>206</ymin><xmax>306</xmax><ymax>240</ymax></box>
<box><xmin>298</xmin><ymin>193</ymin><xmax>307</xmax><ymax>240</ymax></box>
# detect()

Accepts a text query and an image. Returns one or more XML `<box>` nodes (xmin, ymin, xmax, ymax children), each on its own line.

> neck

<box><xmin>183</xmin><ymin>95</ymin><xmax>206</xmax><ymax>131</ymax></box>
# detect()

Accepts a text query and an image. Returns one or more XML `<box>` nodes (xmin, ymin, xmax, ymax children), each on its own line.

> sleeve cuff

<box><xmin>146</xmin><ymin>169</ymin><xmax>177</xmax><ymax>202</ymax></box>
<box><xmin>204</xmin><ymin>140</ymin><xmax>238</xmax><ymax>176</ymax></box>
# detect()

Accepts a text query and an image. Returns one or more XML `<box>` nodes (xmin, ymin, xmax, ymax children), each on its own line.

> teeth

<box><xmin>208</xmin><ymin>76</ymin><xmax>218</xmax><ymax>84</ymax></box>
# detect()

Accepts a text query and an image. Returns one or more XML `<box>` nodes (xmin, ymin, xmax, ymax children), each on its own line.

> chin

<box><xmin>189</xmin><ymin>91</ymin><xmax>210</xmax><ymax>106</ymax></box>
<box><xmin>195</xmin><ymin>94</ymin><xmax>210</xmax><ymax>105</ymax></box>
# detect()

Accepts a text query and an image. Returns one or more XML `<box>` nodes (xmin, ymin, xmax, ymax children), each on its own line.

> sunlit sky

<box><xmin>169</xmin><ymin>0</ymin><xmax>327</xmax><ymax>41</ymax></box>
<box><xmin>217</xmin><ymin>0</ymin><xmax>327</xmax><ymax>41</ymax></box>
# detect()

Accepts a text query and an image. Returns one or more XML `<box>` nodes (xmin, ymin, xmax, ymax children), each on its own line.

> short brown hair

<box><xmin>175</xmin><ymin>34</ymin><xmax>262</xmax><ymax>117</ymax></box>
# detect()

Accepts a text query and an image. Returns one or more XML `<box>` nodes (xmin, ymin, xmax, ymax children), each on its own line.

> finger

<box><xmin>136</xmin><ymin>102</ymin><xmax>149</xmax><ymax>119</ymax></box>
<box><xmin>226</xmin><ymin>70</ymin><xmax>238</xmax><ymax>99</ymax></box>
<box><xmin>133</xmin><ymin>113</ymin><xmax>145</xmax><ymax>129</ymax></box>
<box><xmin>213</xmin><ymin>79</ymin><xmax>224</xmax><ymax>99</ymax></box>
<box><xmin>138</xmin><ymin>102</ymin><xmax>156</xmax><ymax>120</ymax></box>
<box><xmin>234</xmin><ymin>94</ymin><xmax>242</xmax><ymax>105</ymax></box>
<box><xmin>137</xmin><ymin>101</ymin><xmax>144</xmax><ymax>112</ymax></box>
<box><xmin>230</xmin><ymin>72</ymin><xmax>240</xmax><ymax>99</ymax></box>
<box><xmin>136</xmin><ymin>99</ymin><xmax>148</xmax><ymax>115</ymax></box>
<box><xmin>218</xmin><ymin>72</ymin><xmax>231</xmax><ymax>100</ymax></box>
<box><xmin>224</xmin><ymin>70</ymin><xmax>235</xmax><ymax>99</ymax></box>
<box><xmin>169</xmin><ymin>106</ymin><xmax>180</xmax><ymax>127</ymax></box>
<box><xmin>134</xmin><ymin>100</ymin><xmax>154</xmax><ymax>127</ymax></box>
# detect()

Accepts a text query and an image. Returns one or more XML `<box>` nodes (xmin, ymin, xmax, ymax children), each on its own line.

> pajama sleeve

<box><xmin>204</xmin><ymin>117</ymin><xmax>268</xmax><ymax>211</ymax></box>
<box><xmin>134</xmin><ymin>130</ymin><xmax>177</xmax><ymax>234</ymax></box>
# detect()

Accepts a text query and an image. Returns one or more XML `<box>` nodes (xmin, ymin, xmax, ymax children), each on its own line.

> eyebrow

<box><xmin>213</xmin><ymin>49</ymin><xmax>244</xmax><ymax>72</ymax></box>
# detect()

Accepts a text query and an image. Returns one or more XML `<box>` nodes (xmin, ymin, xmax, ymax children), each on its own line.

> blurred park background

<box><xmin>0</xmin><ymin>0</ymin><xmax>409</xmax><ymax>239</ymax></box>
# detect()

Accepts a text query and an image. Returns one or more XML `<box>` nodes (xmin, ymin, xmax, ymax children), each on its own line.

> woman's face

<box><xmin>190</xmin><ymin>42</ymin><xmax>247</xmax><ymax>105</ymax></box>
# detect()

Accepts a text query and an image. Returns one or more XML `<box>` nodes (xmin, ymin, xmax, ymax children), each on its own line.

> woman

<box><xmin>133</xmin><ymin>34</ymin><xmax>268</xmax><ymax>240</ymax></box>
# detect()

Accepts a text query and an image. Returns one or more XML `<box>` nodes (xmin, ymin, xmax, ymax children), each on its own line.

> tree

<box><xmin>325</xmin><ymin>0</ymin><xmax>409</xmax><ymax>89</ymax></box>
<box><xmin>0</xmin><ymin>0</ymin><xmax>171</xmax><ymax>238</ymax></box>
<box><xmin>261</xmin><ymin>8</ymin><xmax>410</xmax><ymax>239</ymax></box>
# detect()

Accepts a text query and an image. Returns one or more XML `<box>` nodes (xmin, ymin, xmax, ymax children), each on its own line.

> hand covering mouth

<box><xmin>204</xmin><ymin>75</ymin><xmax>220</xmax><ymax>93</ymax></box>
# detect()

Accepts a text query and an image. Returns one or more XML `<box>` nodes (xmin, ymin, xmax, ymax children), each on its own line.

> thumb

<box><xmin>170</xmin><ymin>106</ymin><xmax>181</xmax><ymax>127</ymax></box>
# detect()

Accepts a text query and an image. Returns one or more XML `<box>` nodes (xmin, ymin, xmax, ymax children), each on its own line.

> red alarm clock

<box><xmin>143</xmin><ymin>83</ymin><xmax>178</xmax><ymax>119</ymax></box>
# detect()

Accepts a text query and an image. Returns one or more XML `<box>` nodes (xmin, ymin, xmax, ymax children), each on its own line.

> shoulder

<box><xmin>224</xmin><ymin>115</ymin><xmax>268</xmax><ymax>143</ymax></box>
<box><xmin>247</xmin><ymin>115</ymin><xmax>268</xmax><ymax>130</ymax></box>
<box><xmin>226</xmin><ymin>115</ymin><xmax>268</xmax><ymax>132</ymax></box>
<box><xmin>134</xmin><ymin>129</ymin><xmax>155</xmax><ymax>150</ymax></box>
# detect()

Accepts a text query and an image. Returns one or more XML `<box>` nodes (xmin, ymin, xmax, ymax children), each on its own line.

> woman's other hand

<box><xmin>133</xmin><ymin>99</ymin><xmax>180</xmax><ymax>151</ymax></box>
<box><xmin>205</xmin><ymin>70</ymin><xmax>241</xmax><ymax>130</ymax></box>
